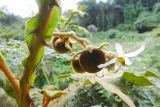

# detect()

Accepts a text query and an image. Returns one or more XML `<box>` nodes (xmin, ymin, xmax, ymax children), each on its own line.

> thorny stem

<box><xmin>0</xmin><ymin>52</ymin><xmax>19</xmax><ymax>96</ymax></box>
<box><xmin>19</xmin><ymin>42</ymin><xmax>43</xmax><ymax>107</ymax></box>
<box><xmin>19</xmin><ymin>0</ymin><xmax>60</xmax><ymax>106</ymax></box>
<box><xmin>52</xmin><ymin>31</ymin><xmax>91</xmax><ymax>47</ymax></box>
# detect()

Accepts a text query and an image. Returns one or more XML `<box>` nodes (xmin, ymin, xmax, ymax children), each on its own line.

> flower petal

<box><xmin>124</xmin><ymin>57</ymin><xmax>132</xmax><ymax>65</ymax></box>
<box><xmin>65</xmin><ymin>41</ymin><xmax>72</xmax><ymax>52</ymax></box>
<box><xmin>69</xmin><ymin>38</ymin><xmax>77</xmax><ymax>44</ymax></box>
<box><xmin>113</xmin><ymin>63</ymin><xmax>121</xmax><ymax>72</ymax></box>
<box><xmin>54</xmin><ymin>38</ymin><xmax>61</xmax><ymax>46</ymax></box>
<box><xmin>98</xmin><ymin>58</ymin><xmax>117</xmax><ymax>68</ymax></box>
<box><xmin>115</xmin><ymin>43</ymin><xmax>124</xmax><ymax>57</ymax></box>
<box><xmin>125</xmin><ymin>43</ymin><xmax>145</xmax><ymax>57</ymax></box>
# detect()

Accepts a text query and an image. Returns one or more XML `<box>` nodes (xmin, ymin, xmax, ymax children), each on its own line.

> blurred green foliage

<box><xmin>88</xmin><ymin>29</ymin><xmax>145</xmax><ymax>44</ymax></box>
<box><xmin>0</xmin><ymin>25</ymin><xmax>24</xmax><ymax>40</ymax></box>
<box><xmin>77</xmin><ymin>0</ymin><xmax>160</xmax><ymax>32</ymax></box>
<box><xmin>66</xmin><ymin>81</ymin><xmax>156</xmax><ymax>107</ymax></box>
<box><xmin>0</xmin><ymin>10</ymin><xmax>25</xmax><ymax>41</ymax></box>
<box><xmin>35</xmin><ymin>56</ymin><xmax>74</xmax><ymax>90</ymax></box>
<box><xmin>133</xmin><ymin>4</ymin><xmax>160</xmax><ymax>33</ymax></box>
<box><xmin>75</xmin><ymin>83</ymin><xmax>127</xmax><ymax>107</ymax></box>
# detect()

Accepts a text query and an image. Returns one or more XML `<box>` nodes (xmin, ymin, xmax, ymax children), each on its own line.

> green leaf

<box><xmin>83</xmin><ymin>79</ymin><xmax>93</xmax><ymax>88</ymax></box>
<box><xmin>97</xmin><ymin>79</ymin><xmax>136</xmax><ymax>107</ymax></box>
<box><xmin>24</xmin><ymin>15</ymin><xmax>44</xmax><ymax>68</ymax></box>
<box><xmin>79</xmin><ymin>5</ymin><xmax>88</xmax><ymax>11</ymax></box>
<box><xmin>48</xmin><ymin>80</ymin><xmax>84</xmax><ymax>107</ymax></box>
<box><xmin>25</xmin><ymin>7</ymin><xmax>61</xmax><ymax>50</ymax></box>
<box><xmin>122</xmin><ymin>72</ymin><xmax>154</xmax><ymax>86</ymax></box>
<box><xmin>23</xmin><ymin>0</ymin><xmax>61</xmax><ymax>68</ymax></box>
<box><xmin>58</xmin><ymin>74</ymin><xmax>71</xmax><ymax>79</ymax></box>
<box><xmin>45</xmin><ymin>6</ymin><xmax>62</xmax><ymax>41</ymax></box>
<box><xmin>24</xmin><ymin>15</ymin><xmax>40</xmax><ymax>50</ymax></box>
<box><xmin>41</xmin><ymin>90</ymin><xmax>68</xmax><ymax>100</ymax></box>
<box><xmin>70</xmin><ymin>9</ymin><xmax>86</xmax><ymax>17</ymax></box>
<box><xmin>59</xmin><ymin>17</ymin><xmax>67</xmax><ymax>25</ymax></box>
<box><xmin>144</xmin><ymin>71</ymin><xmax>160</xmax><ymax>78</ymax></box>
<box><xmin>68</xmin><ymin>25</ymin><xmax>91</xmax><ymax>36</ymax></box>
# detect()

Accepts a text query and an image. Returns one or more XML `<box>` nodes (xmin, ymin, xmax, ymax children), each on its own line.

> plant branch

<box><xmin>0</xmin><ymin>52</ymin><xmax>19</xmax><ymax>96</ymax></box>
<box><xmin>53</xmin><ymin>31</ymin><xmax>91</xmax><ymax>47</ymax></box>
<box><xmin>42</xmin><ymin>97</ymin><xmax>50</xmax><ymax>107</ymax></box>
<box><xmin>61</xmin><ymin>14</ymin><xmax>74</xmax><ymax>32</ymax></box>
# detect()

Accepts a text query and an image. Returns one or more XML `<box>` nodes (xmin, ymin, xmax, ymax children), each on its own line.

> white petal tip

<box><xmin>125</xmin><ymin>43</ymin><xmax>145</xmax><ymax>57</ymax></box>
<box><xmin>98</xmin><ymin>58</ymin><xmax>117</xmax><ymax>69</ymax></box>
<box><xmin>115</xmin><ymin>43</ymin><xmax>124</xmax><ymax>57</ymax></box>
<box><xmin>97</xmin><ymin>64</ymin><xmax>105</xmax><ymax>68</ymax></box>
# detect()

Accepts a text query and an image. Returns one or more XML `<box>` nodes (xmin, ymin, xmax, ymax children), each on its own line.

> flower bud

<box><xmin>79</xmin><ymin>48</ymin><xmax>106</xmax><ymax>73</ymax></box>
<box><xmin>71</xmin><ymin>53</ymin><xmax>85</xmax><ymax>73</ymax></box>
<box><xmin>52</xmin><ymin>37</ymin><xmax>72</xmax><ymax>54</ymax></box>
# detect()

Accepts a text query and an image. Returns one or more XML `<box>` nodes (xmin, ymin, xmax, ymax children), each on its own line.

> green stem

<box><xmin>61</xmin><ymin>14</ymin><xmax>74</xmax><ymax>32</ymax></box>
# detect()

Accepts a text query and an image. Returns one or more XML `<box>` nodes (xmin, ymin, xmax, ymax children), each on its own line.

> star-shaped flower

<box><xmin>98</xmin><ymin>43</ymin><xmax>145</xmax><ymax>71</ymax></box>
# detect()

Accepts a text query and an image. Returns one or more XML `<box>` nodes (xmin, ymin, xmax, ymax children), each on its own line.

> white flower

<box><xmin>98</xmin><ymin>43</ymin><xmax>145</xmax><ymax>69</ymax></box>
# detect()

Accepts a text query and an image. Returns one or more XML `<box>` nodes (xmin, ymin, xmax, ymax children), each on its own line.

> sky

<box><xmin>0</xmin><ymin>0</ymin><xmax>107</xmax><ymax>18</ymax></box>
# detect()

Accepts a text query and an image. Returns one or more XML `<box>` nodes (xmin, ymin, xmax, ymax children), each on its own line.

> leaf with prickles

<box><xmin>97</xmin><ymin>79</ymin><xmax>136</xmax><ymax>107</ymax></box>
<box><xmin>23</xmin><ymin>0</ymin><xmax>61</xmax><ymax>68</ymax></box>
<box><xmin>48</xmin><ymin>80</ymin><xmax>85</xmax><ymax>107</ymax></box>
